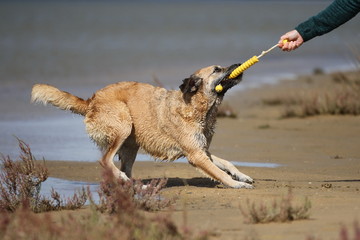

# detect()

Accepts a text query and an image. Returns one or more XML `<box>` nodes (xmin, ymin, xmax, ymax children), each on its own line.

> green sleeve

<box><xmin>295</xmin><ymin>0</ymin><xmax>360</xmax><ymax>42</ymax></box>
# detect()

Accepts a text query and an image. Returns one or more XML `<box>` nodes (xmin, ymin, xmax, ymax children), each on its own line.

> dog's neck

<box><xmin>179</xmin><ymin>90</ymin><xmax>222</xmax><ymax>127</ymax></box>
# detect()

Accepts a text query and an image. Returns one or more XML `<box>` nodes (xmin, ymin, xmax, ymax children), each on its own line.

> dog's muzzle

<box><xmin>214</xmin><ymin>63</ymin><xmax>243</xmax><ymax>95</ymax></box>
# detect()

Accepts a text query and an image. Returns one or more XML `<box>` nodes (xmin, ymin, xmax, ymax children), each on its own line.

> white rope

<box><xmin>257</xmin><ymin>43</ymin><xmax>279</xmax><ymax>58</ymax></box>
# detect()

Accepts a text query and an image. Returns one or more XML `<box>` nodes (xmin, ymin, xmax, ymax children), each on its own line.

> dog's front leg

<box><xmin>187</xmin><ymin>150</ymin><xmax>253</xmax><ymax>189</ymax></box>
<box><xmin>211</xmin><ymin>155</ymin><xmax>254</xmax><ymax>184</ymax></box>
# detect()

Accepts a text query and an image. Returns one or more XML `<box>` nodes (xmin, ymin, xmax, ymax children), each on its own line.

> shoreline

<box><xmin>8</xmin><ymin>69</ymin><xmax>360</xmax><ymax>239</ymax></box>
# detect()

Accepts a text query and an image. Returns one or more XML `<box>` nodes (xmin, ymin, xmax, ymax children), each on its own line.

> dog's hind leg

<box><xmin>211</xmin><ymin>155</ymin><xmax>254</xmax><ymax>184</ymax></box>
<box><xmin>118</xmin><ymin>134</ymin><xmax>139</xmax><ymax>178</ymax></box>
<box><xmin>187</xmin><ymin>150</ymin><xmax>253</xmax><ymax>189</ymax></box>
<box><xmin>86</xmin><ymin>101</ymin><xmax>133</xmax><ymax>180</ymax></box>
<box><xmin>100</xmin><ymin>135</ymin><xmax>131</xmax><ymax>181</ymax></box>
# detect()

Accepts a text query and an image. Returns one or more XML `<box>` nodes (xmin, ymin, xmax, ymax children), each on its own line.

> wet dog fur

<box><xmin>31</xmin><ymin>64</ymin><xmax>254</xmax><ymax>188</ymax></box>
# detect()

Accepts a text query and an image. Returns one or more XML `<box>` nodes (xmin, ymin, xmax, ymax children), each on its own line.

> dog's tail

<box><xmin>31</xmin><ymin>84</ymin><xmax>89</xmax><ymax>116</ymax></box>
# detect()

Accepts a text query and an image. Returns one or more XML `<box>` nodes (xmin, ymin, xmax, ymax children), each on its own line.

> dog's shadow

<box><xmin>142</xmin><ymin>177</ymin><xmax>218</xmax><ymax>188</ymax></box>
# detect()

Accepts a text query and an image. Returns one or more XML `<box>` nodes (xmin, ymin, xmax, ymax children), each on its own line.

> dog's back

<box><xmin>84</xmin><ymin>82</ymin><xmax>186</xmax><ymax>160</ymax></box>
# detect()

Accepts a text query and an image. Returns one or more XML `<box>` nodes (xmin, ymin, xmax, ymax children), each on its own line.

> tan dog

<box><xmin>31</xmin><ymin>64</ymin><xmax>254</xmax><ymax>188</ymax></box>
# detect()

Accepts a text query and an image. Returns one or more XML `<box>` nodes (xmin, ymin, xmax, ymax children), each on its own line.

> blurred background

<box><xmin>1</xmin><ymin>0</ymin><xmax>359</xmax><ymax>161</ymax></box>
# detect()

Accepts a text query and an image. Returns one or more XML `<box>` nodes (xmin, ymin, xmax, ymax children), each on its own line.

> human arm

<box><xmin>279</xmin><ymin>0</ymin><xmax>360</xmax><ymax>51</ymax></box>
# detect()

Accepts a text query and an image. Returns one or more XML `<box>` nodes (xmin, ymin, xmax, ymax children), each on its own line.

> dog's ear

<box><xmin>179</xmin><ymin>75</ymin><xmax>202</xmax><ymax>93</ymax></box>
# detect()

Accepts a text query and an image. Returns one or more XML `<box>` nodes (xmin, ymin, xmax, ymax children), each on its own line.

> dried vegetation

<box><xmin>0</xmin><ymin>138</ymin><xmax>87</xmax><ymax>213</ymax></box>
<box><xmin>0</xmin><ymin>139</ymin><xmax>211</xmax><ymax>240</ymax></box>
<box><xmin>262</xmin><ymin>71</ymin><xmax>360</xmax><ymax>118</ymax></box>
<box><xmin>239</xmin><ymin>188</ymin><xmax>311</xmax><ymax>224</ymax></box>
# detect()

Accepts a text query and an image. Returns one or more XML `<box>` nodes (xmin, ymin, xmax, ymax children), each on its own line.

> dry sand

<box><xmin>44</xmin><ymin>70</ymin><xmax>360</xmax><ymax>240</ymax></box>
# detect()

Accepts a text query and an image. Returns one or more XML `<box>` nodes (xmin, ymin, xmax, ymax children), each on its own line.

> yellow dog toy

<box><xmin>215</xmin><ymin>40</ymin><xmax>288</xmax><ymax>93</ymax></box>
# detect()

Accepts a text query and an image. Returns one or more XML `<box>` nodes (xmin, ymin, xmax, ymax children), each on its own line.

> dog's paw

<box><xmin>231</xmin><ymin>173</ymin><xmax>254</xmax><ymax>184</ymax></box>
<box><xmin>114</xmin><ymin>169</ymin><xmax>130</xmax><ymax>181</ymax></box>
<box><xmin>232</xmin><ymin>182</ymin><xmax>254</xmax><ymax>189</ymax></box>
<box><xmin>244</xmin><ymin>176</ymin><xmax>254</xmax><ymax>184</ymax></box>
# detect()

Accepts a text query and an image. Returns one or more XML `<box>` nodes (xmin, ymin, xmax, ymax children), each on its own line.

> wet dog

<box><xmin>31</xmin><ymin>64</ymin><xmax>254</xmax><ymax>188</ymax></box>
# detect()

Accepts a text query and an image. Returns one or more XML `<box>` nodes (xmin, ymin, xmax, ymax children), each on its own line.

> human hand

<box><xmin>278</xmin><ymin>30</ymin><xmax>304</xmax><ymax>51</ymax></box>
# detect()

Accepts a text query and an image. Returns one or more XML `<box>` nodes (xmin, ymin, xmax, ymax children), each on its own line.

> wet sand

<box><xmin>43</xmin><ymin>70</ymin><xmax>360</xmax><ymax>240</ymax></box>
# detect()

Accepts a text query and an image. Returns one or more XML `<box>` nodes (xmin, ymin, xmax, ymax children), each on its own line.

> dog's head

<box><xmin>179</xmin><ymin>63</ymin><xmax>243</xmax><ymax>97</ymax></box>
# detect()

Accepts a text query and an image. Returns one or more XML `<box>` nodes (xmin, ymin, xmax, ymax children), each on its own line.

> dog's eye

<box><xmin>213</xmin><ymin>67</ymin><xmax>222</xmax><ymax>73</ymax></box>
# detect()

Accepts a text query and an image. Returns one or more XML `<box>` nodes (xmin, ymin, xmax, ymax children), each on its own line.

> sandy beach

<box><xmin>42</xmin><ymin>70</ymin><xmax>360</xmax><ymax>240</ymax></box>
<box><xmin>1</xmin><ymin>2</ymin><xmax>360</xmax><ymax>239</ymax></box>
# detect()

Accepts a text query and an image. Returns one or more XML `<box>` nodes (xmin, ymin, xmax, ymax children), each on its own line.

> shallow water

<box><xmin>40</xmin><ymin>177</ymin><xmax>99</xmax><ymax>203</ymax></box>
<box><xmin>40</xmin><ymin>160</ymin><xmax>280</xmax><ymax>201</ymax></box>
<box><xmin>1</xmin><ymin>0</ymin><xmax>359</xmax><ymax>162</ymax></box>
<box><xmin>143</xmin><ymin>157</ymin><xmax>282</xmax><ymax>168</ymax></box>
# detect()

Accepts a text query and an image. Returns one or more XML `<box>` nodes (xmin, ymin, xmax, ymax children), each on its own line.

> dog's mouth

<box><xmin>214</xmin><ymin>63</ymin><xmax>243</xmax><ymax>94</ymax></box>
